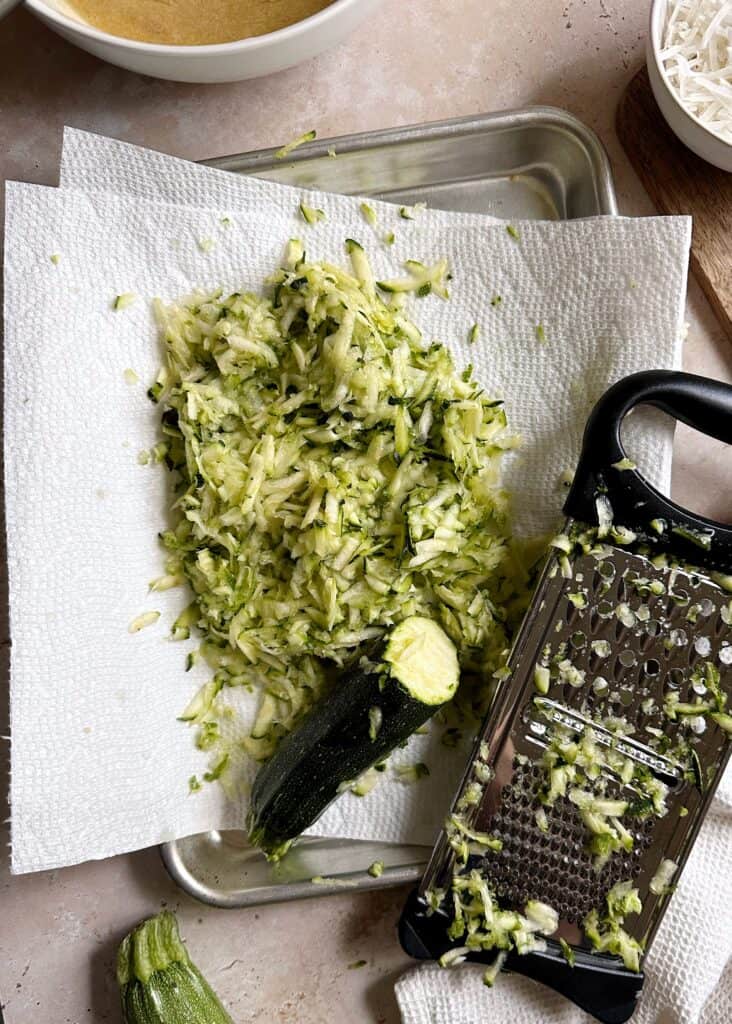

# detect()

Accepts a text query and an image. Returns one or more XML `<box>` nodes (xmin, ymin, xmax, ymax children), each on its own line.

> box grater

<box><xmin>399</xmin><ymin>371</ymin><xmax>732</xmax><ymax>1024</ymax></box>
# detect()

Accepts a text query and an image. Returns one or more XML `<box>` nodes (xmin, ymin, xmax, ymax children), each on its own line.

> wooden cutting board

<box><xmin>616</xmin><ymin>66</ymin><xmax>732</xmax><ymax>342</ymax></box>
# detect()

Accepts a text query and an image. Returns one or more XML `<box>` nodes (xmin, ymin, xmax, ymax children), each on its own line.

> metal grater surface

<box><xmin>420</xmin><ymin>529</ymin><xmax>732</xmax><ymax>952</ymax></box>
<box><xmin>479</xmin><ymin>761</ymin><xmax>657</xmax><ymax>924</ymax></box>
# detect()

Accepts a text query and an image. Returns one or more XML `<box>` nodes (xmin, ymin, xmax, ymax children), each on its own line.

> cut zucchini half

<box><xmin>247</xmin><ymin>616</ymin><xmax>459</xmax><ymax>859</ymax></box>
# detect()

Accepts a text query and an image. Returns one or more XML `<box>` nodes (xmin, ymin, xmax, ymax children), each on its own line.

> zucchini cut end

<box><xmin>384</xmin><ymin>616</ymin><xmax>459</xmax><ymax>705</ymax></box>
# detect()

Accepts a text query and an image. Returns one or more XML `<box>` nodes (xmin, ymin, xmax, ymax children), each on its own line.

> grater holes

<box><xmin>713</xmin><ymin>612</ymin><xmax>729</xmax><ymax>639</ymax></box>
<box><xmin>670</xmin><ymin>587</ymin><xmax>690</xmax><ymax>608</ymax></box>
<box><xmin>669</xmin><ymin>628</ymin><xmax>688</xmax><ymax>648</ymax></box>
<box><xmin>506</xmin><ymin>547</ymin><xmax>732</xmax><ymax>925</ymax></box>
<box><xmin>571</xmin><ymin>630</ymin><xmax>587</xmax><ymax>649</ymax></box>
<box><xmin>693</xmin><ymin>636</ymin><xmax>712</xmax><ymax>658</ymax></box>
<box><xmin>667</xmin><ymin>667</ymin><xmax>685</xmax><ymax>688</ymax></box>
<box><xmin>638</xmin><ymin>630</ymin><xmax>657</xmax><ymax>654</ymax></box>
<box><xmin>476</xmin><ymin>761</ymin><xmax>657</xmax><ymax>923</ymax></box>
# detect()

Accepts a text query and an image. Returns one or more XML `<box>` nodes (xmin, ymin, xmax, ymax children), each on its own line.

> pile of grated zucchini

<box><xmin>150</xmin><ymin>238</ymin><xmax>528</xmax><ymax>766</ymax></box>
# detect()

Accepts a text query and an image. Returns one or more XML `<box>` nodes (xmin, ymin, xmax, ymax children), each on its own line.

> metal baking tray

<box><xmin>161</xmin><ymin>106</ymin><xmax>617</xmax><ymax>908</ymax></box>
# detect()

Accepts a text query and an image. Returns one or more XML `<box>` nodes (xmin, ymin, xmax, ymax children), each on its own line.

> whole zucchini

<box><xmin>247</xmin><ymin>616</ymin><xmax>459</xmax><ymax>859</ymax></box>
<box><xmin>117</xmin><ymin>910</ymin><xmax>234</xmax><ymax>1024</ymax></box>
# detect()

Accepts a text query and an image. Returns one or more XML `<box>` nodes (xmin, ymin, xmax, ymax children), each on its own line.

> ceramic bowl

<box><xmin>24</xmin><ymin>0</ymin><xmax>383</xmax><ymax>83</ymax></box>
<box><xmin>647</xmin><ymin>0</ymin><xmax>732</xmax><ymax>172</ymax></box>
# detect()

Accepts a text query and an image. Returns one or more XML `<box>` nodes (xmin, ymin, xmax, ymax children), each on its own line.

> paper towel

<box><xmin>5</xmin><ymin>159</ymin><xmax>691</xmax><ymax>873</ymax></box>
<box><xmin>59</xmin><ymin>126</ymin><xmax>504</xmax><ymax>232</ymax></box>
<box><xmin>55</xmin><ymin>131</ymin><xmax>730</xmax><ymax>1024</ymax></box>
<box><xmin>57</xmin><ymin>129</ymin><xmax>691</xmax><ymax>529</ymax></box>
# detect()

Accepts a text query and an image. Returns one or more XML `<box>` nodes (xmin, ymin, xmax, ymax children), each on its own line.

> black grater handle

<box><xmin>564</xmin><ymin>370</ymin><xmax>732</xmax><ymax>571</ymax></box>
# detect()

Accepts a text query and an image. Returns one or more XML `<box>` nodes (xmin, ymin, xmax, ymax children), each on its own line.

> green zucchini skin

<box><xmin>247</xmin><ymin>663</ymin><xmax>444</xmax><ymax>858</ymax></box>
<box><xmin>118</xmin><ymin>911</ymin><xmax>233</xmax><ymax>1024</ymax></box>
<box><xmin>121</xmin><ymin>961</ymin><xmax>233</xmax><ymax>1024</ymax></box>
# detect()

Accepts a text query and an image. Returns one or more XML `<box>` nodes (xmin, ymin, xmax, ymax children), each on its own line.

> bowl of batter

<box><xmin>23</xmin><ymin>0</ymin><xmax>383</xmax><ymax>82</ymax></box>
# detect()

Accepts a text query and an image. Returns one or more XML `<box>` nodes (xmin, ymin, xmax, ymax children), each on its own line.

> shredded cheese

<box><xmin>660</xmin><ymin>1</ymin><xmax>732</xmax><ymax>143</ymax></box>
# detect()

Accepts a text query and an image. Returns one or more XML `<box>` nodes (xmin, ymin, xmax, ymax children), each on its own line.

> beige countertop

<box><xmin>1</xmin><ymin>2</ymin><xmax>730</xmax><ymax>1022</ymax></box>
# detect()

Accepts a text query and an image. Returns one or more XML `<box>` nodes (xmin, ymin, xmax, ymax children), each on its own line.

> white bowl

<box><xmin>25</xmin><ymin>0</ymin><xmax>382</xmax><ymax>83</ymax></box>
<box><xmin>647</xmin><ymin>0</ymin><xmax>732</xmax><ymax>172</ymax></box>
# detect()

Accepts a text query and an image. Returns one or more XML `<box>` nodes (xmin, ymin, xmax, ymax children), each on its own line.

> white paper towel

<box><xmin>57</xmin><ymin>129</ymin><xmax>691</xmax><ymax>533</ymax></box>
<box><xmin>53</xmin><ymin>132</ymin><xmax>731</xmax><ymax>1024</ymax></box>
<box><xmin>59</xmin><ymin>126</ymin><xmax>504</xmax><ymax>231</ymax></box>
<box><xmin>5</xmin><ymin>150</ymin><xmax>692</xmax><ymax>874</ymax></box>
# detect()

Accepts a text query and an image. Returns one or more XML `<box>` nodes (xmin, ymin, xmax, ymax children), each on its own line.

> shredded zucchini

<box><xmin>128</xmin><ymin>610</ymin><xmax>160</xmax><ymax>633</ymax></box>
<box><xmin>275</xmin><ymin>129</ymin><xmax>316</xmax><ymax>159</ymax></box>
<box><xmin>584</xmin><ymin>881</ymin><xmax>643</xmax><ymax>971</ymax></box>
<box><xmin>310</xmin><ymin>875</ymin><xmax>358</xmax><ymax>888</ymax></box>
<box><xmin>649</xmin><ymin>858</ymin><xmax>677</xmax><ymax>895</ymax></box>
<box><xmin>396</xmin><ymin>762</ymin><xmax>430</xmax><ymax>784</ymax></box>
<box><xmin>439</xmin><ymin>867</ymin><xmax>558</xmax><ymax>971</ymax></box>
<box><xmin>360</xmin><ymin>202</ymin><xmax>378</xmax><ymax>228</ymax></box>
<box><xmin>534</xmin><ymin>664</ymin><xmax>550</xmax><ymax>695</ymax></box>
<box><xmin>399</xmin><ymin>203</ymin><xmax>426</xmax><ymax>220</ymax></box>
<box><xmin>559</xmin><ymin>937</ymin><xmax>575</xmax><ymax>967</ymax></box>
<box><xmin>152</xmin><ymin>241</ymin><xmax>524</xmax><ymax>770</ymax></box>
<box><xmin>114</xmin><ymin>292</ymin><xmax>137</xmax><ymax>311</ymax></box>
<box><xmin>350</xmin><ymin>767</ymin><xmax>381</xmax><ymax>797</ymax></box>
<box><xmin>299</xmin><ymin>203</ymin><xmax>326</xmax><ymax>225</ymax></box>
<box><xmin>368</xmin><ymin>706</ymin><xmax>383</xmax><ymax>741</ymax></box>
<box><xmin>377</xmin><ymin>258</ymin><xmax>451</xmax><ymax>299</ymax></box>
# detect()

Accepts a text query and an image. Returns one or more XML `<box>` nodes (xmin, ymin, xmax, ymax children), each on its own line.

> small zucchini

<box><xmin>247</xmin><ymin>616</ymin><xmax>459</xmax><ymax>858</ymax></box>
<box><xmin>117</xmin><ymin>911</ymin><xmax>233</xmax><ymax>1024</ymax></box>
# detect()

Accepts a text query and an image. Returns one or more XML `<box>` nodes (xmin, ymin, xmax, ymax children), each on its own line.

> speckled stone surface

<box><xmin>1</xmin><ymin>2</ymin><xmax>730</xmax><ymax>1022</ymax></box>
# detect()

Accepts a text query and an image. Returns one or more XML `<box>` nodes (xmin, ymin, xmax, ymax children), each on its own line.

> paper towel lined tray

<box><xmin>162</xmin><ymin>107</ymin><xmax>618</xmax><ymax>907</ymax></box>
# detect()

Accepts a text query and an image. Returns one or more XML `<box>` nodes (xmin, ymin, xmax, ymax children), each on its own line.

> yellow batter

<box><xmin>68</xmin><ymin>0</ymin><xmax>333</xmax><ymax>46</ymax></box>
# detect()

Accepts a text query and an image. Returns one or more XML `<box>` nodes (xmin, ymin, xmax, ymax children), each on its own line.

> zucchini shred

<box><xmin>150</xmin><ymin>238</ymin><xmax>529</xmax><ymax>782</ymax></box>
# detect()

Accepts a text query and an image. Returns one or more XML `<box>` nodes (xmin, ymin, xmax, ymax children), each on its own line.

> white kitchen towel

<box><xmin>5</xmin><ymin>159</ymin><xmax>692</xmax><ymax>873</ymax></box>
<box><xmin>395</xmin><ymin>798</ymin><xmax>732</xmax><ymax>1024</ymax></box>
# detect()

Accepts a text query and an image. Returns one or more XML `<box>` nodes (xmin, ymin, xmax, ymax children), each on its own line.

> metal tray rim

<box><xmin>160</xmin><ymin>837</ymin><xmax>427</xmax><ymax>909</ymax></box>
<box><xmin>205</xmin><ymin>105</ymin><xmax>618</xmax><ymax>217</ymax></box>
